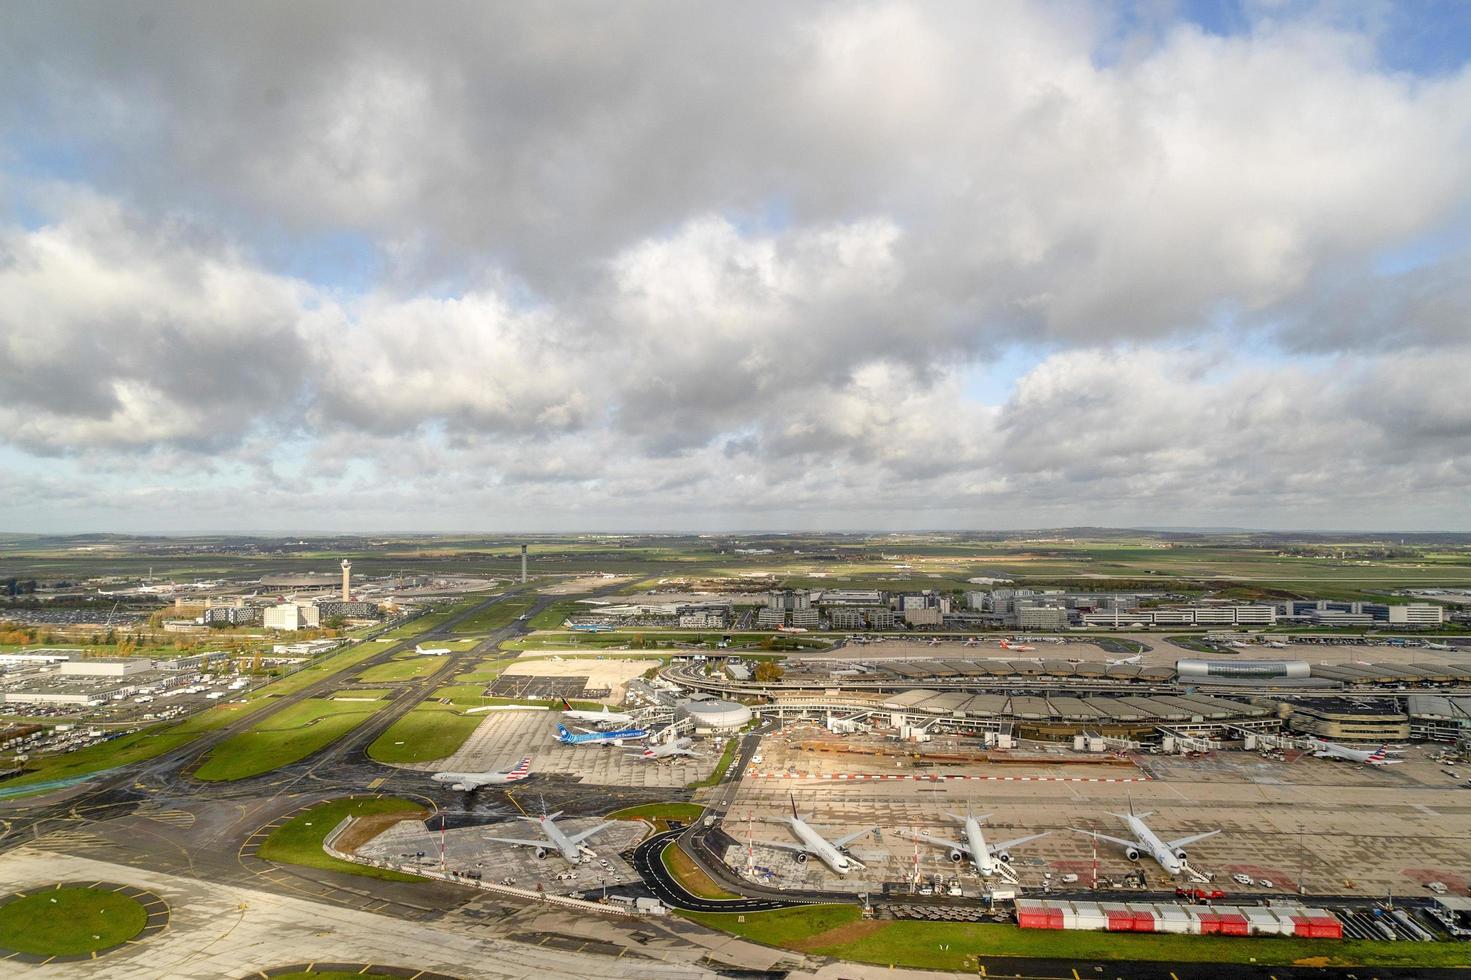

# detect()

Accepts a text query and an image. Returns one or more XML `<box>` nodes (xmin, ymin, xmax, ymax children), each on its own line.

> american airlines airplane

<box><xmin>905</xmin><ymin>811</ymin><xmax>1048</xmax><ymax>877</ymax></box>
<box><xmin>1072</xmin><ymin>802</ymin><xmax>1221</xmax><ymax>876</ymax></box>
<box><xmin>1309</xmin><ymin>739</ymin><xmax>1406</xmax><ymax>765</ymax></box>
<box><xmin>632</xmin><ymin>737</ymin><xmax>700</xmax><ymax>761</ymax></box>
<box><xmin>755</xmin><ymin>795</ymin><xmax>877</xmax><ymax>874</ymax></box>
<box><xmin>485</xmin><ymin>809</ymin><xmax>615</xmax><ymax>864</ymax></box>
<box><xmin>998</xmin><ymin>639</ymin><xmax>1036</xmax><ymax>652</ymax></box>
<box><xmin>431</xmin><ymin>755</ymin><xmax>532</xmax><ymax>791</ymax></box>
<box><xmin>560</xmin><ymin>697</ymin><xmax>635</xmax><ymax>725</ymax></box>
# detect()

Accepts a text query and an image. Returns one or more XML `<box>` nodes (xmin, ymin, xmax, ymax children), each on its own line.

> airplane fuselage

<box><xmin>790</xmin><ymin>817</ymin><xmax>851</xmax><ymax>873</ymax></box>
<box><xmin>1123</xmin><ymin>813</ymin><xmax>1183</xmax><ymax>874</ymax></box>
<box><xmin>563</xmin><ymin>708</ymin><xmax>635</xmax><ymax>724</ymax></box>
<box><xmin>963</xmin><ymin>818</ymin><xmax>997</xmax><ymax>874</ymax></box>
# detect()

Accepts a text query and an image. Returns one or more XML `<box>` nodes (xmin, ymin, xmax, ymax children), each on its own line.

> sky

<box><xmin>1</xmin><ymin>0</ymin><xmax>1469</xmax><ymax>534</ymax></box>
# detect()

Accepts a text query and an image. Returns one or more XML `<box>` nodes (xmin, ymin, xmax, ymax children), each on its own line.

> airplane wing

<box><xmin>1164</xmin><ymin>829</ymin><xmax>1221</xmax><ymax>850</ymax></box>
<box><xmin>1071</xmin><ymin>828</ymin><xmax>1141</xmax><ymax>851</ymax></box>
<box><xmin>751</xmin><ymin>839</ymin><xmax>815</xmax><ymax>855</ymax></box>
<box><xmin>568</xmin><ymin>821</ymin><xmax>615</xmax><ymax>845</ymax></box>
<box><xmin>905</xmin><ymin>830</ymin><xmax>966</xmax><ymax>852</ymax></box>
<box><xmin>832</xmin><ymin>826</ymin><xmax>878</xmax><ymax>849</ymax></box>
<box><xmin>484</xmin><ymin>835</ymin><xmax>550</xmax><ymax>849</ymax></box>
<box><xmin>988</xmin><ymin>832</ymin><xmax>1049</xmax><ymax>853</ymax></box>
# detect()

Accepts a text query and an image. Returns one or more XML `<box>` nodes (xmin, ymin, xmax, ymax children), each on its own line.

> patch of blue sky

<box><xmin>959</xmin><ymin>343</ymin><xmax>1056</xmax><ymax>405</ymax></box>
<box><xmin>1095</xmin><ymin>1</ymin><xmax>1471</xmax><ymax>77</ymax></box>
<box><xmin>262</xmin><ymin>228</ymin><xmax>382</xmax><ymax>296</ymax></box>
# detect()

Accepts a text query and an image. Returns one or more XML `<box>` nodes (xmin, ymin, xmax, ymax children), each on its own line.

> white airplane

<box><xmin>905</xmin><ymin>811</ymin><xmax>1048</xmax><ymax>878</ymax></box>
<box><xmin>754</xmin><ymin>794</ymin><xmax>876</xmax><ymax>875</ymax></box>
<box><xmin>1265</xmin><ymin>640</ymin><xmax>1288</xmax><ymax>649</ymax></box>
<box><xmin>1425</xmin><ymin>641</ymin><xmax>1452</xmax><ymax>652</ymax></box>
<box><xmin>559</xmin><ymin>697</ymin><xmax>635</xmax><ymax>725</ymax></box>
<box><xmin>632</xmin><ymin>737</ymin><xmax>700</xmax><ymax>761</ymax></box>
<box><xmin>1308</xmin><ymin>739</ymin><xmax>1406</xmax><ymax>765</ymax></box>
<box><xmin>998</xmin><ymin>639</ymin><xmax>1036</xmax><ymax>652</ymax></box>
<box><xmin>484</xmin><ymin>808</ymin><xmax>615</xmax><ymax>864</ymax></box>
<box><xmin>1107</xmin><ymin>655</ymin><xmax>1142</xmax><ymax>666</ymax></box>
<box><xmin>1072</xmin><ymin>802</ymin><xmax>1221</xmax><ymax>877</ymax></box>
<box><xmin>415</xmin><ymin>644</ymin><xmax>451</xmax><ymax>656</ymax></box>
<box><xmin>775</xmin><ymin>625</ymin><xmax>809</xmax><ymax>633</ymax></box>
<box><xmin>431</xmin><ymin>755</ymin><xmax>533</xmax><ymax>791</ymax></box>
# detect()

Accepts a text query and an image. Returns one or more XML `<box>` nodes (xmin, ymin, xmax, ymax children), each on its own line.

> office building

<box><xmin>263</xmin><ymin>602</ymin><xmax>321</xmax><ymax>631</ymax></box>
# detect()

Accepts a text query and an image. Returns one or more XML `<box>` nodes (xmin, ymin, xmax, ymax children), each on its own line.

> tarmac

<box><xmin>399</xmin><ymin>710</ymin><xmax>716</xmax><ymax>788</ymax></box>
<box><xmin>355</xmin><ymin>815</ymin><xmax>647</xmax><ymax>896</ymax></box>
<box><xmin>723</xmin><ymin>726</ymin><xmax>1471</xmax><ymax>898</ymax></box>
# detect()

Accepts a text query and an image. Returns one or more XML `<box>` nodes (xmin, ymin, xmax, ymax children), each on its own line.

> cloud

<box><xmin>1</xmin><ymin>3</ymin><xmax>1468</xmax><ymax>529</ymax></box>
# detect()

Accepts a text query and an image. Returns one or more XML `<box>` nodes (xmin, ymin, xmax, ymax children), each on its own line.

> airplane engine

<box><xmin>996</xmin><ymin>851</ymin><xmax>1012</xmax><ymax>864</ymax></box>
<box><xmin>1125</xmin><ymin>847</ymin><xmax>1140</xmax><ymax>862</ymax></box>
<box><xmin>452</xmin><ymin>783</ymin><xmax>469</xmax><ymax>792</ymax></box>
<box><xmin>949</xmin><ymin>850</ymin><xmax>964</xmax><ymax>864</ymax></box>
<box><xmin>534</xmin><ymin>847</ymin><xmax>548</xmax><ymax>860</ymax></box>
<box><xmin>794</xmin><ymin>852</ymin><xmax>808</xmax><ymax>865</ymax></box>
<box><xmin>1173</xmin><ymin>849</ymin><xmax>1188</xmax><ymax>861</ymax></box>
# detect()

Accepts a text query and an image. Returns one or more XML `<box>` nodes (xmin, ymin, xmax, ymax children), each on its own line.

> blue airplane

<box><xmin>556</xmin><ymin>722</ymin><xmax>649</xmax><ymax>746</ymax></box>
<box><xmin>569</xmin><ymin>623</ymin><xmax>615</xmax><ymax>633</ymax></box>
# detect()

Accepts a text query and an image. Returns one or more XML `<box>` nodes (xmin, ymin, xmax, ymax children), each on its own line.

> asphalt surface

<box><xmin>632</xmin><ymin>830</ymin><xmax>798</xmax><ymax>913</ymax></box>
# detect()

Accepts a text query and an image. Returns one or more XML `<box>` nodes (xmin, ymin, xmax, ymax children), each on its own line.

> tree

<box><xmin>753</xmin><ymin>661</ymin><xmax>784</xmax><ymax>683</ymax></box>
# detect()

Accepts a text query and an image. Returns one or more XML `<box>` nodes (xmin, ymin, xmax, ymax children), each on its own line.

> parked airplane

<box><xmin>1425</xmin><ymin>641</ymin><xmax>1452</xmax><ymax>652</ymax></box>
<box><xmin>1106</xmin><ymin>655</ymin><xmax>1143</xmax><ymax>666</ymax></box>
<box><xmin>998</xmin><ymin>639</ymin><xmax>1036</xmax><ymax>652</ymax></box>
<box><xmin>1265</xmin><ymin>640</ymin><xmax>1288</xmax><ymax>649</ymax></box>
<box><xmin>1309</xmin><ymin>739</ymin><xmax>1406</xmax><ymax>765</ymax></box>
<box><xmin>431</xmin><ymin>755</ymin><xmax>532</xmax><ymax>791</ymax></box>
<box><xmin>1072</xmin><ymin>802</ymin><xmax>1220</xmax><ymax>876</ymax></box>
<box><xmin>905</xmin><ymin>811</ymin><xmax>1047</xmax><ymax>878</ymax></box>
<box><xmin>632</xmin><ymin>737</ymin><xmax>700</xmax><ymax>761</ymax></box>
<box><xmin>559</xmin><ymin>697</ymin><xmax>635</xmax><ymax>725</ymax></box>
<box><xmin>555</xmin><ymin>722</ymin><xmax>648</xmax><ymax>746</ymax></box>
<box><xmin>775</xmin><ymin>625</ymin><xmax>809</xmax><ymax>633</ymax></box>
<box><xmin>484</xmin><ymin>808</ymin><xmax>615</xmax><ymax>863</ymax></box>
<box><xmin>754</xmin><ymin>794</ymin><xmax>877</xmax><ymax>874</ymax></box>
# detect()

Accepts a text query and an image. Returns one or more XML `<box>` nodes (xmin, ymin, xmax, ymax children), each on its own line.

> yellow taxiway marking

<box><xmin>1072</xmin><ymin>970</ymin><xmax>1081</xmax><ymax>980</ymax></box>
<box><xmin>367</xmin><ymin>777</ymin><xmax>386</xmax><ymax>790</ymax></box>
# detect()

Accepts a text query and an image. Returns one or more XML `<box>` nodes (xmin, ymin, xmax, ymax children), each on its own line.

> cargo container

<box><xmin>1125</xmin><ymin>904</ymin><xmax>1157</xmax><ymax>932</ymax></box>
<box><xmin>1153</xmin><ymin>905</ymin><xmax>1195</xmax><ymax>934</ymax></box>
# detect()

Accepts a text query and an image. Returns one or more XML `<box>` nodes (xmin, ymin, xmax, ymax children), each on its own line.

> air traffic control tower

<box><xmin>520</xmin><ymin>545</ymin><xmax>527</xmax><ymax>584</ymax></box>
<box><xmin>341</xmin><ymin>559</ymin><xmax>352</xmax><ymax>601</ymax></box>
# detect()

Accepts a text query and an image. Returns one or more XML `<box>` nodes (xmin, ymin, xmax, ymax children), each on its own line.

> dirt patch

<box><xmin>791</xmin><ymin>919</ymin><xmax>887</xmax><ymax>951</ymax></box>
<box><xmin>338</xmin><ymin>811</ymin><xmax>427</xmax><ymax>853</ymax></box>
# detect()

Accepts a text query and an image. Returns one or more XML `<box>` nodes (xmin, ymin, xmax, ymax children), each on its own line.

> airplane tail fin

<box><xmin>790</xmin><ymin>792</ymin><xmax>799</xmax><ymax>821</ymax></box>
<box><xmin>561</xmin><ymin>697</ymin><xmax>573</xmax><ymax>711</ymax></box>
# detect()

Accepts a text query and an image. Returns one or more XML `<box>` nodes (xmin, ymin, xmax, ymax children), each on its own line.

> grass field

<box><xmin>659</xmin><ymin>843</ymin><xmax>737</xmax><ymax>899</ymax></box>
<box><xmin>368</xmin><ymin>703</ymin><xmax>482</xmax><ymax>763</ymax></box>
<box><xmin>257</xmin><ymin>796</ymin><xmax>426</xmax><ymax>882</ymax></box>
<box><xmin>0</xmin><ymin>887</ymin><xmax>147</xmax><ymax>955</ymax></box>
<box><xmin>355</xmin><ymin>657</ymin><xmax>445</xmax><ymax>682</ymax></box>
<box><xmin>688</xmin><ymin>737</ymin><xmax>738</xmax><ymax>789</ymax></box>
<box><xmin>683</xmin><ymin>906</ymin><xmax>1471</xmax><ymax>970</ymax></box>
<box><xmin>193</xmin><ymin>698</ymin><xmax>386</xmax><ymax>781</ymax></box>
<box><xmin>450</xmin><ymin>595</ymin><xmax>536</xmax><ymax>634</ymax></box>
<box><xmin>608</xmin><ymin>802</ymin><xmax>705</xmax><ymax>823</ymax></box>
